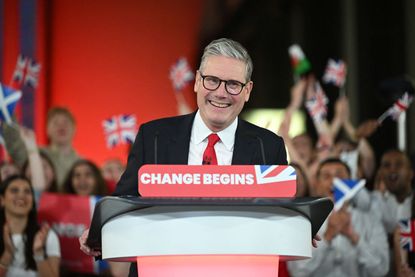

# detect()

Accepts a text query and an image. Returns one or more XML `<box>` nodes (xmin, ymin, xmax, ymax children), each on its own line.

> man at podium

<box><xmin>80</xmin><ymin>37</ymin><xmax>287</xmax><ymax>277</ymax></box>
<box><xmin>112</xmin><ymin>37</ymin><xmax>287</xmax><ymax>197</ymax></box>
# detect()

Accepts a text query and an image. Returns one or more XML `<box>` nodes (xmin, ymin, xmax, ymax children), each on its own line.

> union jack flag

<box><xmin>254</xmin><ymin>165</ymin><xmax>296</xmax><ymax>184</ymax></box>
<box><xmin>305</xmin><ymin>82</ymin><xmax>329</xmax><ymax>123</ymax></box>
<box><xmin>322</xmin><ymin>59</ymin><xmax>347</xmax><ymax>87</ymax></box>
<box><xmin>387</xmin><ymin>92</ymin><xmax>413</xmax><ymax>120</ymax></box>
<box><xmin>399</xmin><ymin>219</ymin><xmax>415</xmax><ymax>252</ymax></box>
<box><xmin>333</xmin><ymin>178</ymin><xmax>366</xmax><ymax>211</ymax></box>
<box><xmin>10</xmin><ymin>54</ymin><xmax>41</xmax><ymax>89</ymax></box>
<box><xmin>102</xmin><ymin>114</ymin><xmax>138</xmax><ymax>148</ymax></box>
<box><xmin>24</xmin><ymin>59</ymin><xmax>41</xmax><ymax>88</ymax></box>
<box><xmin>169</xmin><ymin>57</ymin><xmax>194</xmax><ymax>91</ymax></box>
<box><xmin>11</xmin><ymin>54</ymin><xmax>29</xmax><ymax>87</ymax></box>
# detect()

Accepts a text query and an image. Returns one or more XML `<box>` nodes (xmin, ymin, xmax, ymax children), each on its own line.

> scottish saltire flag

<box><xmin>333</xmin><ymin>178</ymin><xmax>366</xmax><ymax>211</ymax></box>
<box><xmin>102</xmin><ymin>114</ymin><xmax>138</xmax><ymax>148</ymax></box>
<box><xmin>169</xmin><ymin>57</ymin><xmax>194</xmax><ymax>91</ymax></box>
<box><xmin>37</xmin><ymin>193</ymin><xmax>109</xmax><ymax>274</ymax></box>
<box><xmin>399</xmin><ymin>219</ymin><xmax>415</xmax><ymax>251</ymax></box>
<box><xmin>288</xmin><ymin>44</ymin><xmax>311</xmax><ymax>76</ymax></box>
<box><xmin>322</xmin><ymin>59</ymin><xmax>347</xmax><ymax>87</ymax></box>
<box><xmin>305</xmin><ymin>82</ymin><xmax>329</xmax><ymax>123</ymax></box>
<box><xmin>254</xmin><ymin>165</ymin><xmax>296</xmax><ymax>184</ymax></box>
<box><xmin>0</xmin><ymin>83</ymin><xmax>22</xmax><ymax>124</ymax></box>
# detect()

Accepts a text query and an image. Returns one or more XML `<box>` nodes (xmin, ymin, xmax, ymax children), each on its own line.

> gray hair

<box><xmin>199</xmin><ymin>38</ymin><xmax>253</xmax><ymax>82</ymax></box>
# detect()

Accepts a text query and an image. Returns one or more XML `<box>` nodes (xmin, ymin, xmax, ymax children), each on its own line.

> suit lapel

<box><xmin>232</xmin><ymin>119</ymin><xmax>257</xmax><ymax>165</ymax></box>
<box><xmin>166</xmin><ymin>113</ymin><xmax>195</xmax><ymax>164</ymax></box>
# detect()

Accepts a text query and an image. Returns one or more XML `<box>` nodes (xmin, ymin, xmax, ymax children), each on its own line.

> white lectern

<box><xmin>87</xmin><ymin>197</ymin><xmax>332</xmax><ymax>276</ymax></box>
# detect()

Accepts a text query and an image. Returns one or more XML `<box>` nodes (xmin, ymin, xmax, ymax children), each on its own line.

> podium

<box><xmin>86</xmin><ymin>196</ymin><xmax>332</xmax><ymax>276</ymax></box>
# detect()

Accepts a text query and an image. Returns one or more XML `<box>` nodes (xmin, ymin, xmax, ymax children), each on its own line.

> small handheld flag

<box><xmin>10</xmin><ymin>54</ymin><xmax>41</xmax><ymax>89</ymax></box>
<box><xmin>322</xmin><ymin>59</ymin><xmax>347</xmax><ymax>88</ymax></box>
<box><xmin>0</xmin><ymin>83</ymin><xmax>22</xmax><ymax>124</ymax></box>
<box><xmin>102</xmin><ymin>114</ymin><xmax>138</xmax><ymax>148</ymax></box>
<box><xmin>333</xmin><ymin>178</ymin><xmax>366</xmax><ymax>211</ymax></box>
<box><xmin>288</xmin><ymin>44</ymin><xmax>312</xmax><ymax>76</ymax></box>
<box><xmin>24</xmin><ymin>59</ymin><xmax>41</xmax><ymax>88</ymax></box>
<box><xmin>399</xmin><ymin>219</ymin><xmax>415</xmax><ymax>252</ymax></box>
<box><xmin>305</xmin><ymin>81</ymin><xmax>329</xmax><ymax>124</ymax></box>
<box><xmin>169</xmin><ymin>57</ymin><xmax>194</xmax><ymax>91</ymax></box>
<box><xmin>378</xmin><ymin>92</ymin><xmax>413</xmax><ymax>123</ymax></box>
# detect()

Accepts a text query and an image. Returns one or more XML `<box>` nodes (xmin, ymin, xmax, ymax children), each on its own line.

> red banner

<box><xmin>37</xmin><ymin>193</ymin><xmax>107</xmax><ymax>274</ymax></box>
<box><xmin>138</xmin><ymin>165</ymin><xmax>296</xmax><ymax>197</ymax></box>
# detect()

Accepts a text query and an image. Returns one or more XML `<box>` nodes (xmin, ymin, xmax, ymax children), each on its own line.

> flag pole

<box><xmin>377</xmin><ymin>110</ymin><xmax>390</xmax><ymax>124</ymax></box>
<box><xmin>398</xmin><ymin>111</ymin><xmax>406</xmax><ymax>151</ymax></box>
<box><xmin>339</xmin><ymin>85</ymin><xmax>346</xmax><ymax>97</ymax></box>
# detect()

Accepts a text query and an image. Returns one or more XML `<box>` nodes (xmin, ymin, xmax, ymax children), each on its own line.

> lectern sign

<box><xmin>138</xmin><ymin>165</ymin><xmax>296</xmax><ymax>197</ymax></box>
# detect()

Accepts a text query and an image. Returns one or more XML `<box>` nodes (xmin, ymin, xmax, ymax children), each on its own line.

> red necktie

<box><xmin>202</xmin><ymin>133</ymin><xmax>220</xmax><ymax>165</ymax></box>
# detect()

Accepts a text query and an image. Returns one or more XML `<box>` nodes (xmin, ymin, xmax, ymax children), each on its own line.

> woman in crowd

<box><xmin>0</xmin><ymin>175</ymin><xmax>60</xmax><ymax>277</ymax></box>
<box><xmin>62</xmin><ymin>160</ymin><xmax>107</xmax><ymax>196</ymax></box>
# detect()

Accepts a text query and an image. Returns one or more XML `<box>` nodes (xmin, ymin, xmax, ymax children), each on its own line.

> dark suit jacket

<box><xmin>112</xmin><ymin>111</ymin><xmax>287</xmax><ymax>277</ymax></box>
<box><xmin>114</xmin><ymin>111</ymin><xmax>287</xmax><ymax>197</ymax></box>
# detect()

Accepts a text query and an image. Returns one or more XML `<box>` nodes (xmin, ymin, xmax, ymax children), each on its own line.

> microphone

<box><xmin>245</xmin><ymin>132</ymin><xmax>266</xmax><ymax>165</ymax></box>
<box><xmin>154</xmin><ymin>131</ymin><xmax>159</xmax><ymax>164</ymax></box>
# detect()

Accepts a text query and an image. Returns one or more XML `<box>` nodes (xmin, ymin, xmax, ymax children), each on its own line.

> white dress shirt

<box><xmin>187</xmin><ymin>110</ymin><xmax>237</xmax><ymax>165</ymax></box>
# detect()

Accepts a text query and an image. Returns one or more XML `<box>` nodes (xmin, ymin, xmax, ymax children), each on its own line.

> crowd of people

<box><xmin>279</xmin><ymin>76</ymin><xmax>415</xmax><ymax>277</ymax></box>
<box><xmin>0</xmin><ymin>37</ymin><xmax>414</xmax><ymax>277</ymax></box>
<box><xmin>0</xmin><ymin>107</ymin><xmax>127</xmax><ymax>277</ymax></box>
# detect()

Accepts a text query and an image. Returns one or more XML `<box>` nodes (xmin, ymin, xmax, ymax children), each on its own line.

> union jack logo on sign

<box><xmin>102</xmin><ymin>114</ymin><xmax>138</xmax><ymax>148</ymax></box>
<box><xmin>254</xmin><ymin>165</ymin><xmax>296</xmax><ymax>184</ymax></box>
<box><xmin>399</xmin><ymin>219</ymin><xmax>415</xmax><ymax>252</ymax></box>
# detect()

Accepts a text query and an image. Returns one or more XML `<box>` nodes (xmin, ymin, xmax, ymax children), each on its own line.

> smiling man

<box><xmin>112</xmin><ymin>38</ymin><xmax>287</xmax><ymax>197</ymax></box>
<box><xmin>79</xmin><ymin>38</ymin><xmax>288</xmax><ymax>277</ymax></box>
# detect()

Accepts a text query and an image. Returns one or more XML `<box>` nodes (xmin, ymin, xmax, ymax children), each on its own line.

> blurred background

<box><xmin>1</xmin><ymin>0</ymin><xmax>414</xmax><ymax>166</ymax></box>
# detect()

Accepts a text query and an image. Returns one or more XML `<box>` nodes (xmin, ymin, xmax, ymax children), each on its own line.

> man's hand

<box><xmin>312</xmin><ymin>234</ymin><xmax>321</xmax><ymax>248</ymax></box>
<box><xmin>79</xmin><ymin>229</ymin><xmax>101</xmax><ymax>257</ymax></box>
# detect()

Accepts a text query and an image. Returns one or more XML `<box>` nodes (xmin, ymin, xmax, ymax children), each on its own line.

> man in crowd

<box><xmin>288</xmin><ymin>158</ymin><xmax>389</xmax><ymax>277</ymax></box>
<box><xmin>372</xmin><ymin>149</ymin><xmax>413</xmax><ymax>233</ymax></box>
<box><xmin>3</xmin><ymin>107</ymin><xmax>80</xmax><ymax>188</ymax></box>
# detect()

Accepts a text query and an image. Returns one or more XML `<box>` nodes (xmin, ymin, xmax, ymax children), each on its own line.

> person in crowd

<box><xmin>80</xmin><ymin>37</ymin><xmax>289</xmax><ymax>277</ymax></box>
<box><xmin>22</xmin><ymin>152</ymin><xmax>58</xmax><ymax>200</ymax></box>
<box><xmin>101</xmin><ymin>159</ymin><xmax>125</xmax><ymax>195</ymax></box>
<box><xmin>329</xmin><ymin>95</ymin><xmax>378</xmax><ymax>180</ymax></box>
<box><xmin>393</xmin><ymin>190</ymin><xmax>415</xmax><ymax>277</ymax></box>
<box><xmin>372</xmin><ymin>149</ymin><xmax>413</xmax><ymax>233</ymax></box>
<box><xmin>60</xmin><ymin>160</ymin><xmax>112</xmax><ymax>277</ymax></box>
<box><xmin>291</xmin><ymin>162</ymin><xmax>310</xmax><ymax>197</ymax></box>
<box><xmin>288</xmin><ymin>158</ymin><xmax>389</xmax><ymax>277</ymax></box>
<box><xmin>62</xmin><ymin>160</ymin><xmax>108</xmax><ymax>197</ymax></box>
<box><xmin>0</xmin><ymin>175</ymin><xmax>60</xmax><ymax>277</ymax></box>
<box><xmin>3</xmin><ymin>107</ymin><xmax>81</xmax><ymax>189</ymax></box>
<box><xmin>18</xmin><ymin>126</ymin><xmax>58</xmax><ymax>203</ymax></box>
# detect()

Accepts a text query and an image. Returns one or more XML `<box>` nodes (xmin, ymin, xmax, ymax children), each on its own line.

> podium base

<box><xmin>137</xmin><ymin>255</ymin><xmax>279</xmax><ymax>277</ymax></box>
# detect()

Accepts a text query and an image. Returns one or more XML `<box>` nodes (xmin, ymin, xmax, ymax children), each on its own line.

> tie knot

<box><xmin>207</xmin><ymin>133</ymin><xmax>220</xmax><ymax>147</ymax></box>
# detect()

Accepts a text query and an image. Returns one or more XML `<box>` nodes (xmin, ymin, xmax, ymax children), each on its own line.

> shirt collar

<box><xmin>192</xmin><ymin>110</ymin><xmax>238</xmax><ymax>151</ymax></box>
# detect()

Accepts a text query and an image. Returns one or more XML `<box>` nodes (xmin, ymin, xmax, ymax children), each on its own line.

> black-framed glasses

<box><xmin>199</xmin><ymin>73</ymin><xmax>247</xmax><ymax>95</ymax></box>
